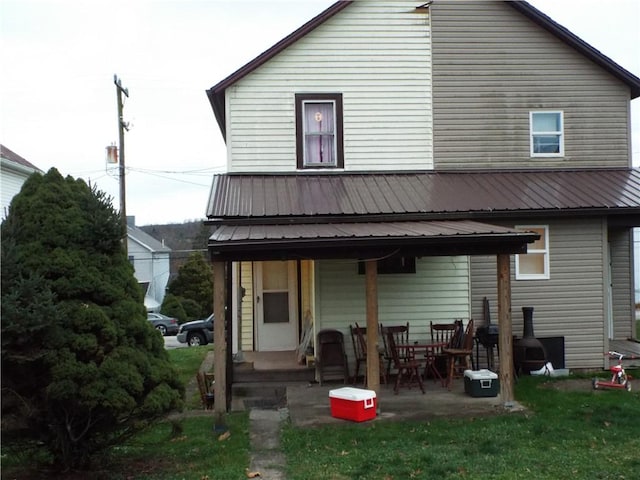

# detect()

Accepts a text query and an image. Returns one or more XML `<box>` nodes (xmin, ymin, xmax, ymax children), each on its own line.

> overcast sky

<box><xmin>1</xmin><ymin>0</ymin><xmax>639</xmax><ymax>226</ymax></box>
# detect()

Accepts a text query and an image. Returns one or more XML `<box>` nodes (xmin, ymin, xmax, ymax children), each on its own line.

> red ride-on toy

<box><xmin>592</xmin><ymin>351</ymin><xmax>633</xmax><ymax>392</ymax></box>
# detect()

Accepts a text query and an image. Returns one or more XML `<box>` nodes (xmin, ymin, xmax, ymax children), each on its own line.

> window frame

<box><xmin>295</xmin><ymin>93</ymin><xmax>344</xmax><ymax>169</ymax></box>
<box><xmin>515</xmin><ymin>225</ymin><xmax>550</xmax><ymax>280</ymax></box>
<box><xmin>530</xmin><ymin>111</ymin><xmax>564</xmax><ymax>157</ymax></box>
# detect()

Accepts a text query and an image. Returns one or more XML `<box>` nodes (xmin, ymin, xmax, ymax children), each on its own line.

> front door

<box><xmin>255</xmin><ymin>261</ymin><xmax>298</xmax><ymax>351</ymax></box>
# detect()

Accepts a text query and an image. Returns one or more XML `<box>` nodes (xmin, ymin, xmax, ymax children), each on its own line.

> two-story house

<box><xmin>204</xmin><ymin>0</ymin><xmax>640</xmax><ymax>405</ymax></box>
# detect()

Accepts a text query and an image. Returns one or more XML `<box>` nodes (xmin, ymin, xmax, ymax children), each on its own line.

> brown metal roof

<box><xmin>206</xmin><ymin>169</ymin><xmax>640</xmax><ymax>223</ymax></box>
<box><xmin>208</xmin><ymin>219</ymin><xmax>539</xmax><ymax>261</ymax></box>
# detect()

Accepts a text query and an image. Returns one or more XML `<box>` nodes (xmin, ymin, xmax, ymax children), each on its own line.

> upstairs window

<box><xmin>530</xmin><ymin>111</ymin><xmax>564</xmax><ymax>157</ymax></box>
<box><xmin>296</xmin><ymin>93</ymin><xmax>343</xmax><ymax>169</ymax></box>
<box><xmin>515</xmin><ymin>225</ymin><xmax>549</xmax><ymax>280</ymax></box>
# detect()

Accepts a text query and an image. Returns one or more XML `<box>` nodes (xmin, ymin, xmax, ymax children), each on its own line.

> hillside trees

<box><xmin>0</xmin><ymin>169</ymin><xmax>183</xmax><ymax>471</ymax></box>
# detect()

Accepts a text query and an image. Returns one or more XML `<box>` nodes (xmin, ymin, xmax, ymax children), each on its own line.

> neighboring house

<box><xmin>204</xmin><ymin>0</ymin><xmax>640</xmax><ymax>391</ymax></box>
<box><xmin>1</xmin><ymin>144</ymin><xmax>43</xmax><ymax>219</ymax></box>
<box><xmin>127</xmin><ymin>216</ymin><xmax>171</xmax><ymax>312</ymax></box>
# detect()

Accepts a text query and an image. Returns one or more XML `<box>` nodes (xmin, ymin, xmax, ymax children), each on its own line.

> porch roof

<box><xmin>205</xmin><ymin>169</ymin><xmax>640</xmax><ymax>225</ymax></box>
<box><xmin>208</xmin><ymin>219</ymin><xmax>539</xmax><ymax>261</ymax></box>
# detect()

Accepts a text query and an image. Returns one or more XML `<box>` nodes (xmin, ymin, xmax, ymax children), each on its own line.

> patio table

<box><xmin>398</xmin><ymin>340</ymin><xmax>448</xmax><ymax>387</ymax></box>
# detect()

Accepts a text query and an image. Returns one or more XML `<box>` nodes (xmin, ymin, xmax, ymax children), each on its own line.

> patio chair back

<box><xmin>317</xmin><ymin>329</ymin><xmax>349</xmax><ymax>385</ymax></box>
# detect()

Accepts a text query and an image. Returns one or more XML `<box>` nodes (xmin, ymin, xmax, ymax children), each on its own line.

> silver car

<box><xmin>147</xmin><ymin>312</ymin><xmax>179</xmax><ymax>336</ymax></box>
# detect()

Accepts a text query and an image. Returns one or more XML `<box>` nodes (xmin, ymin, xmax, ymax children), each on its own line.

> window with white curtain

<box><xmin>515</xmin><ymin>225</ymin><xmax>550</xmax><ymax>280</ymax></box>
<box><xmin>295</xmin><ymin>93</ymin><xmax>343</xmax><ymax>168</ymax></box>
<box><xmin>530</xmin><ymin>111</ymin><xmax>564</xmax><ymax>157</ymax></box>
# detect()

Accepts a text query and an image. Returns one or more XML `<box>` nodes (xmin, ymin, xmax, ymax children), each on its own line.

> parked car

<box><xmin>176</xmin><ymin>314</ymin><xmax>214</xmax><ymax>346</ymax></box>
<box><xmin>147</xmin><ymin>312</ymin><xmax>179</xmax><ymax>336</ymax></box>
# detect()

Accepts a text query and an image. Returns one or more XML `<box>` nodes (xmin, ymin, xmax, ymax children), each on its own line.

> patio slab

<box><xmin>286</xmin><ymin>380</ymin><xmax>524</xmax><ymax>427</ymax></box>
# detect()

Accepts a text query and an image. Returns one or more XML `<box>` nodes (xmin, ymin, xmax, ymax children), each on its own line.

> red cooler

<box><xmin>329</xmin><ymin>387</ymin><xmax>377</xmax><ymax>422</ymax></box>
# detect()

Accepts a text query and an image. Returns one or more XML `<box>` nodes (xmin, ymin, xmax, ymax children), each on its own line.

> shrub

<box><xmin>166</xmin><ymin>252</ymin><xmax>213</xmax><ymax>319</ymax></box>
<box><xmin>1</xmin><ymin>169</ymin><xmax>184</xmax><ymax>472</ymax></box>
<box><xmin>161</xmin><ymin>293</ymin><xmax>188</xmax><ymax>323</ymax></box>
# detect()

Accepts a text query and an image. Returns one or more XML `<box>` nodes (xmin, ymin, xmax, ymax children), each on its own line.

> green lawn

<box><xmin>282</xmin><ymin>373</ymin><xmax>640</xmax><ymax>480</ymax></box>
<box><xmin>3</xmin><ymin>349</ymin><xmax>638</xmax><ymax>479</ymax></box>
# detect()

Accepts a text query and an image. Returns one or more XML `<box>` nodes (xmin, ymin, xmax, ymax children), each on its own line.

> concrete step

<box><xmin>232</xmin><ymin>382</ymin><xmax>295</xmax><ymax>410</ymax></box>
<box><xmin>233</xmin><ymin>367</ymin><xmax>315</xmax><ymax>383</ymax></box>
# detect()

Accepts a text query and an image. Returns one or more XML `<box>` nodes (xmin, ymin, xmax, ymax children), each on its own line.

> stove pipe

<box><xmin>522</xmin><ymin>307</ymin><xmax>535</xmax><ymax>338</ymax></box>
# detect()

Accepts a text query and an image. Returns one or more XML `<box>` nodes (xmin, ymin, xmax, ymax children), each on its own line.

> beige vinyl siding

<box><xmin>315</xmin><ymin>256</ymin><xmax>469</xmax><ymax>368</ymax></box>
<box><xmin>240</xmin><ymin>262</ymin><xmax>254</xmax><ymax>351</ymax></box>
<box><xmin>471</xmin><ymin>218</ymin><xmax>606</xmax><ymax>369</ymax></box>
<box><xmin>226</xmin><ymin>1</ymin><xmax>433</xmax><ymax>172</ymax></box>
<box><xmin>609</xmin><ymin>228</ymin><xmax>634</xmax><ymax>339</ymax></box>
<box><xmin>431</xmin><ymin>1</ymin><xmax>631</xmax><ymax>169</ymax></box>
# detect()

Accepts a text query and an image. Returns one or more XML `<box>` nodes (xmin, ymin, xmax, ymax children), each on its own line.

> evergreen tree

<box><xmin>1</xmin><ymin>169</ymin><xmax>184</xmax><ymax>471</ymax></box>
<box><xmin>165</xmin><ymin>252</ymin><xmax>213</xmax><ymax>319</ymax></box>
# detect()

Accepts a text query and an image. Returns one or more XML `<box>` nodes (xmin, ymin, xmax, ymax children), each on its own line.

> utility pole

<box><xmin>114</xmin><ymin>74</ymin><xmax>130</xmax><ymax>255</ymax></box>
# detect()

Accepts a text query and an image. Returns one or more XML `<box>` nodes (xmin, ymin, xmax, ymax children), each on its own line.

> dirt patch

<box><xmin>539</xmin><ymin>378</ymin><xmax>594</xmax><ymax>392</ymax></box>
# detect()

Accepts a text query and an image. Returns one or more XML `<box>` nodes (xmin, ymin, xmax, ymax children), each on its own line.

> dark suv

<box><xmin>176</xmin><ymin>314</ymin><xmax>214</xmax><ymax>347</ymax></box>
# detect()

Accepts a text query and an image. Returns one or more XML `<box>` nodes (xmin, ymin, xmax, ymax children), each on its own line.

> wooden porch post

<box><xmin>497</xmin><ymin>253</ymin><xmax>514</xmax><ymax>405</ymax></box>
<box><xmin>213</xmin><ymin>260</ymin><xmax>227</xmax><ymax>420</ymax></box>
<box><xmin>365</xmin><ymin>260</ymin><xmax>380</xmax><ymax>394</ymax></box>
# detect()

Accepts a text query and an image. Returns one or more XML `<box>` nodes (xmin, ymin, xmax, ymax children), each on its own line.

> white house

<box><xmin>1</xmin><ymin>145</ymin><xmax>42</xmax><ymax>220</ymax></box>
<box><xmin>127</xmin><ymin>216</ymin><xmax>171</xmax><ymax>312</ymax></box>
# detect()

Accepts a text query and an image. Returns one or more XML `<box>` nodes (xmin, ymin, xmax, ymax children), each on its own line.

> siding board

<box><xmin>431</xmin><ymin>1</ymin><xmax>631</xmax><ymax>169</ymax></box>
<box><xmin>241</xmin><ymin>262</ymin><xmax>254</xmax><ymax>350</ymax></box>
<box><xmin>317</xmin><ymin>256</ymin><xmax>470</xmax><ymax>367</ymax></box>
<box><xmin>471</xmin><ymin>218</ymin><xmax>607</xmax><ymax>369</ymax></box>
<box><xmin>610</xmin><ymin>229</ymin><xmax>634</xmax><ymax>339</ymax></box>
<box><xmin>227</xmin><ymin>1</ymin><xmax>433</xmax><ymax>172</ymax></box>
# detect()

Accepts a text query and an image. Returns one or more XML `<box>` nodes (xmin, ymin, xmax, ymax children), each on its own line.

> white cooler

<box><xmin>463</xmin><ymin>369</ymin><xmax>499</xmax><ymax>397</ymax></box>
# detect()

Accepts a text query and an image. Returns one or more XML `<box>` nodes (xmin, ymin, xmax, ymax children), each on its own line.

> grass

<box><xmin>167</xmin><ymin>344</ymin><xmax>212</xmax><ymax>384</ymax></box>
<box><xmin>281</xmin><ymin>372</ymin><xmax>640</xmax><ymax>480</ymax></box>
<box><xmin>167</xmin><ymin>344</ymin><xmax>214</xmax><ymax>410</ymax></box>
<box><xmin>1</xmin><ymin>344</ymin><xmax>252</xmax><ymax>480</ymax></box>
<box><xmin>98</xmin><ymin>343</ymin><xmax>251</xmax><ymax>479</ymax></box>
<box><xmin>102</xmin><ymin>413</ymin><xmax>250</xmax><ymax>480</ymax></box>
<box><xmin>4</xmin><ymin>345</ymin><xmax>639</xmax><ymax>479</ymax></box>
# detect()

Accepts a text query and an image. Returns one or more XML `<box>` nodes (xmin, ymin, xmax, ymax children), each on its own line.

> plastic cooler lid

<box><xmin>329</xmin><ymin>387</ymin><xmax>376</xmax><ymax>401</ymax></box>
<box><xmin>463</xmin><ymin>369</ymin><xmax>498</xmax><ymax>380</ymax></box>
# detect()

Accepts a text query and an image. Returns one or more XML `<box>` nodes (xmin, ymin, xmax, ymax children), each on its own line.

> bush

<box><xmin>166</xmin><ymin>252</ymin><xmax>213</xmax><ymax>319</ymax></box>
<box><xmin>161</xmin><ymin>293</ymin><xmax>188</xmax><ymax>323</ymax></box>
<box><xmin>1</xmin><ymin>169</ymin><xmax>184</xmax><ymax>472</ymax></box>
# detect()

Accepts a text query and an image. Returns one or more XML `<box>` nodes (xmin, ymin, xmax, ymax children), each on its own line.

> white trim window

<box><xmin>530</xmin><ymin>111</ymin><xmax>564</xmax><ymax>157</ymax></box>
<box><xmin>516</xmin><ymin>225</ymin><xmax>550</xmax><ymax>280</ymax></box>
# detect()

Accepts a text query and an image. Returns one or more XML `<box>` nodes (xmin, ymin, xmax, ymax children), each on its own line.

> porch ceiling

<box><xmin>208</xmin><ymin>219</ymin><xmax>539</xmax><ymax>261</ymax></box>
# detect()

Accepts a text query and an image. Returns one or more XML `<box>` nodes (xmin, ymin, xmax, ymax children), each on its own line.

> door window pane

<box><xmin>263</xmin><ymin>261</ymin><xmax>288</xmax><ymax>290</ymax></box>
<box><xmin>263</xmin><ymin>292</ymin><xmax>289</xmax><ymax>324</ymax></box>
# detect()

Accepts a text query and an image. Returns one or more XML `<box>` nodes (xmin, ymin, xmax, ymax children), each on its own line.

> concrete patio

<box><xmin>285</xmin><ymin>379</ymin><xmax>522</xmax><ymax>427</ymax></box>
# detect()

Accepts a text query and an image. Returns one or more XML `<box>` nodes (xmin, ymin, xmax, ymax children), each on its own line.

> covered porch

<box><xmin>209</xmin><ymin>219</ymin><xmax>539</xmax><ymax>415</ymax></box>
